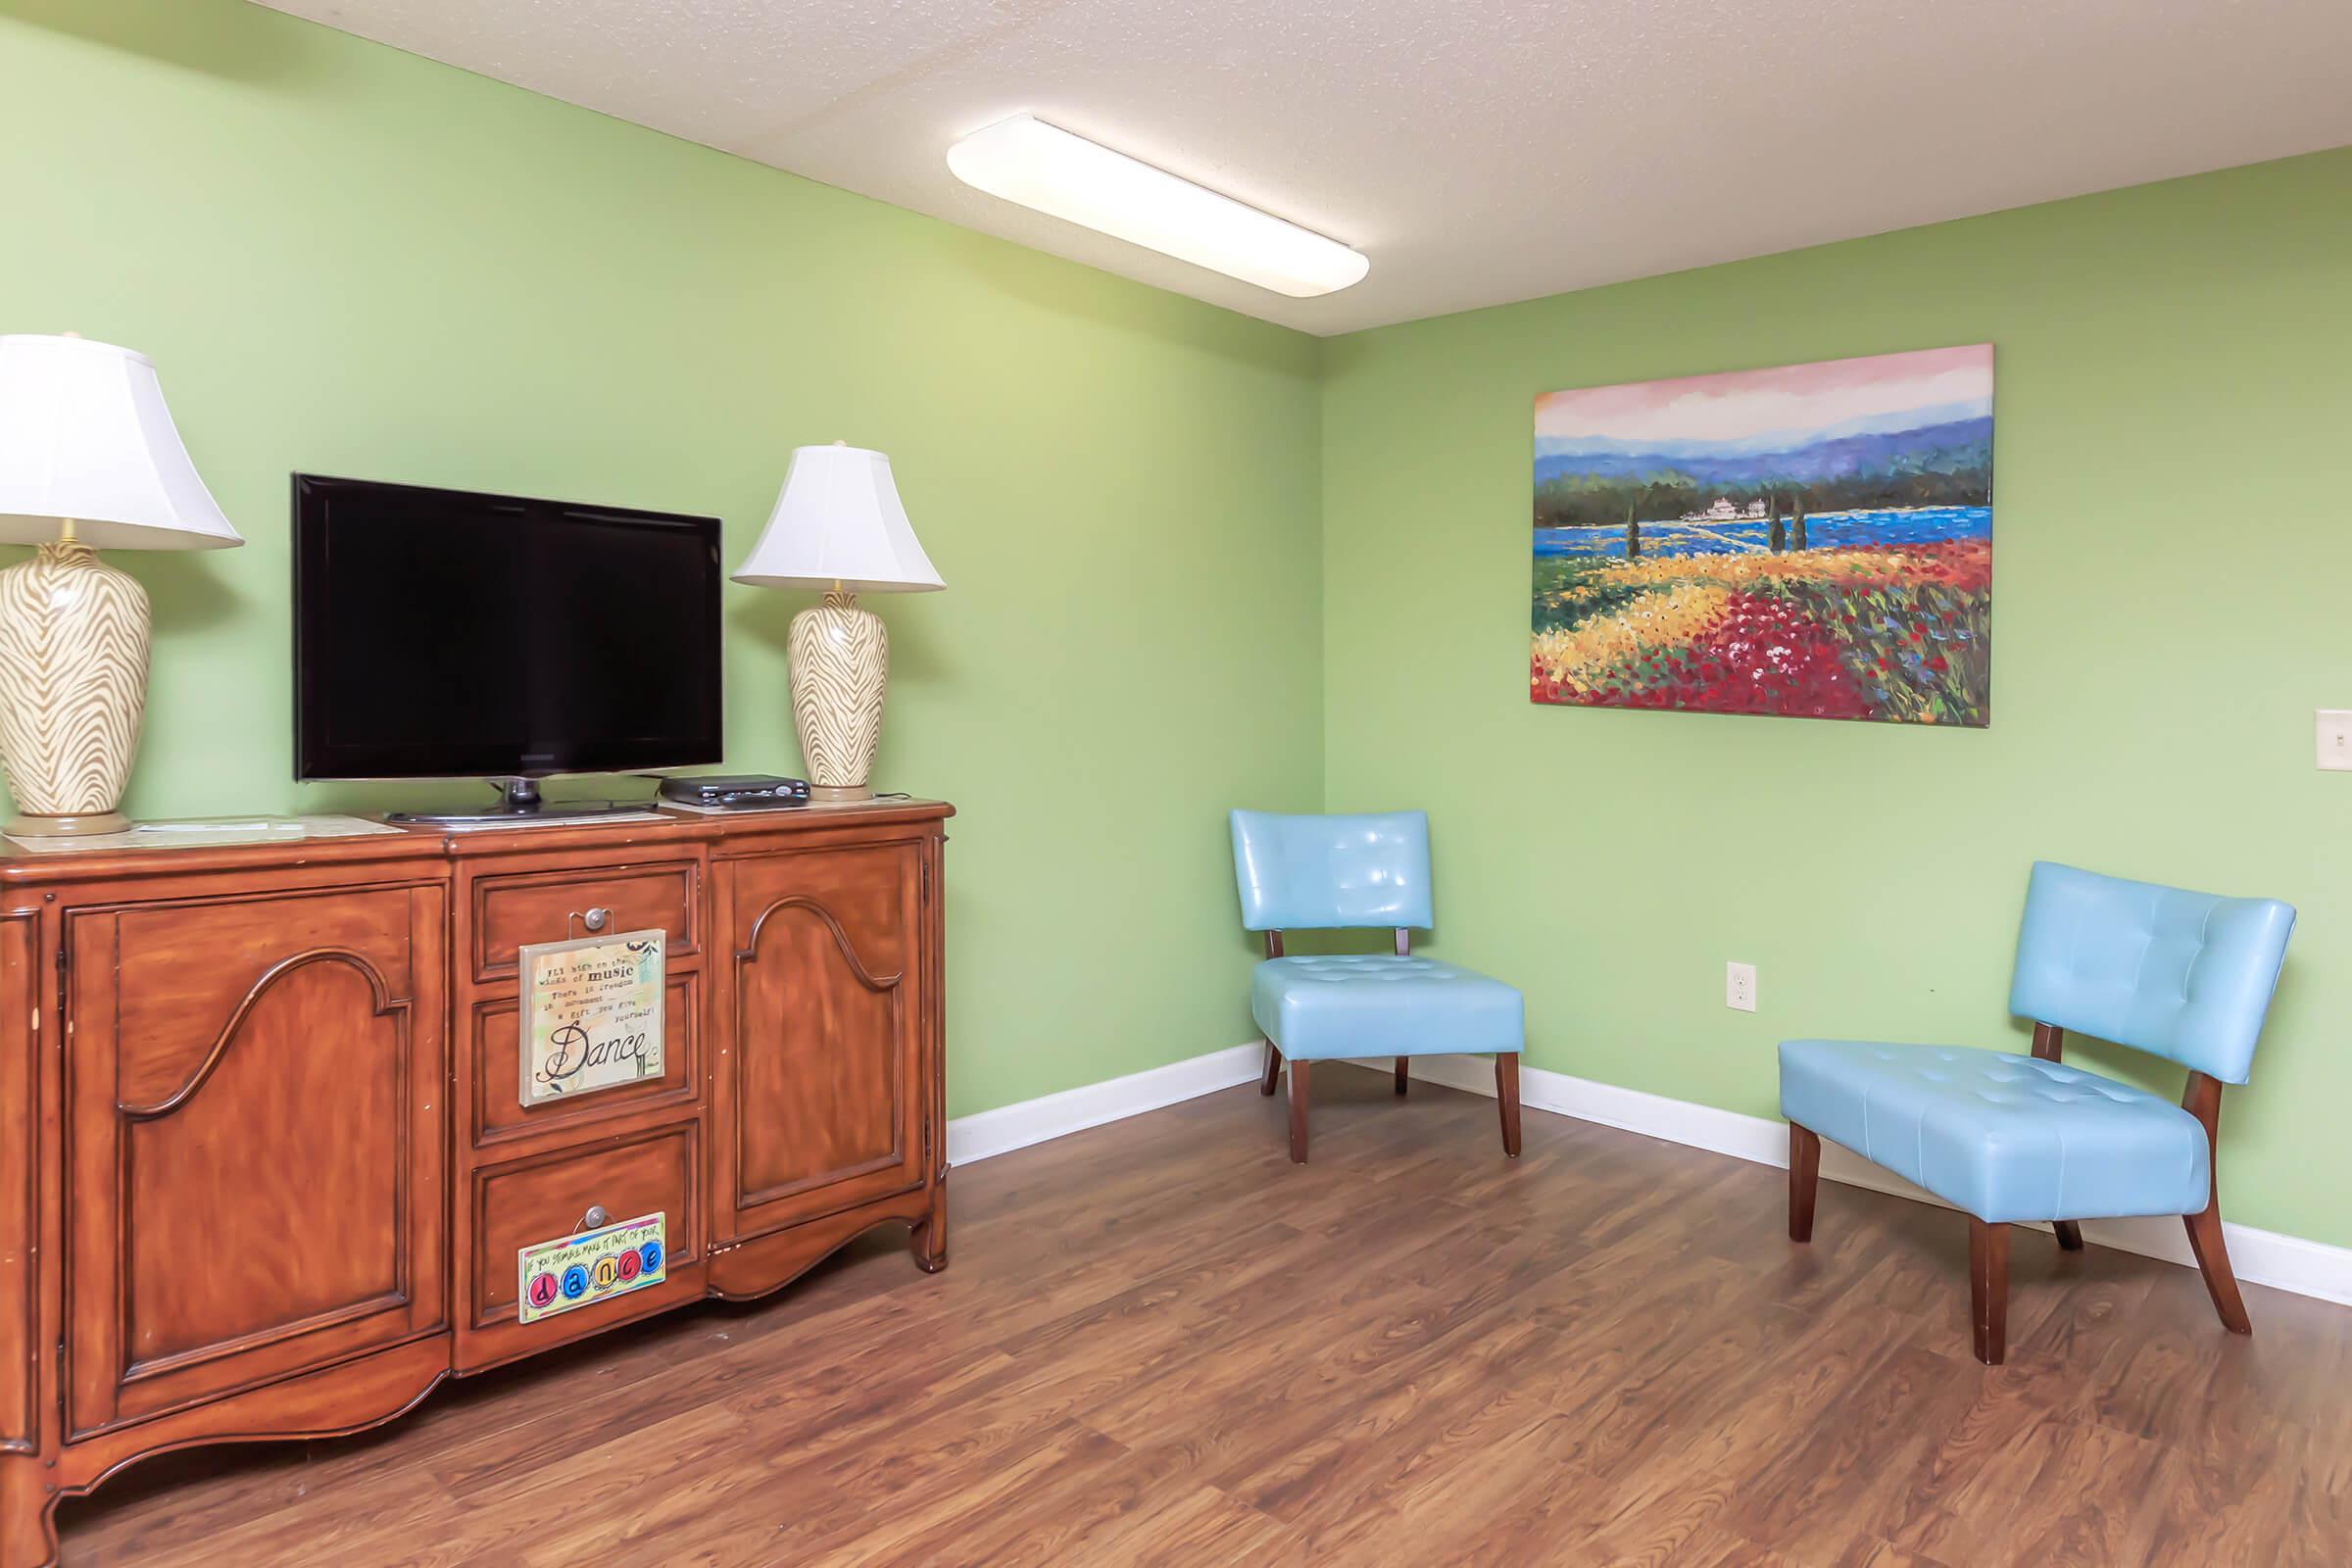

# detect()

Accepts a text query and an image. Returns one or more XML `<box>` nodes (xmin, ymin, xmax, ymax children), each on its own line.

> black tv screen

<box><xmin>293</xmin><ymin>475</ymin><xmax>723</xmax><ymax>781</ymax></box>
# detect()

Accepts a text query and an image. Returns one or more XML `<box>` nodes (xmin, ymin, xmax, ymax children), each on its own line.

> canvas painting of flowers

<box><xmin>1531</xmin><ymin>345</ymin><xmax>1992</xmax><ymax>725</ymax></box>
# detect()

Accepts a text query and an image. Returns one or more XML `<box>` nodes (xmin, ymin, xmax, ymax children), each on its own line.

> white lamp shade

<box><xmin>733</xmin><ymin>443</ymin><xmax>943</xmax><ymax>594</ymax></box>
<box><xmin>0</xmin><ymin>335</ymin><xmax>242</xmax><ymax>551</ymax></box>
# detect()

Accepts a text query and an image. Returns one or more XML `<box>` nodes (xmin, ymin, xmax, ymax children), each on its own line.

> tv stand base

<box><xmin>383</xmin><ymin>775</ymin><xmax>649</xmax><ymax>825</ymax></box>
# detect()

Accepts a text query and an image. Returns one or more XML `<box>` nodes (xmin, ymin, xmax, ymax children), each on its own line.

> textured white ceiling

<box><xmin>253</xmin><ymin>0</ymin><xmax>2352</xmax><ymax>335</ymax></box>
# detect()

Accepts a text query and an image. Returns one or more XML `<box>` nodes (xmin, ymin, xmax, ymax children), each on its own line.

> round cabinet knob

<box><xmin>580</xmin><ymin>906</ymin><xmax>610</xmax><ymax>933</ymax></box>
<box><xmin>579</xmin><ymin>1205</ymin><xmax>611</xmax><ymax>1231</ymax></box>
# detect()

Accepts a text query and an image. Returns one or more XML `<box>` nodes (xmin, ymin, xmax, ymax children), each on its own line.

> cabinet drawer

<box><xmin>471</xmin><ymin>860</ymin><xmax>698</xmax><ymax>981</ymax></box>
<box><xmin>471</xmin><ymin>974</ymin><xmax>701</xmax><ymax>1151</ymax></box>
<box><xmin>464</xmin><ymin>1122</ymin><xmax>703</xmax><ymax>1363</ymax></box>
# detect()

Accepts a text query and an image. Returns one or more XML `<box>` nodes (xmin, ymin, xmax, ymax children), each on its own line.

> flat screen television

<box><xmin>293</xmin><ymin>474</ymin><xmax>723</xmax><ymax>813</ymax></box>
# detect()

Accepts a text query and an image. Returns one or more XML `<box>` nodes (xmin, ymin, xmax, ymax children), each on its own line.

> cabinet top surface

<box><xmin>0</xmin><ymin>797</ymin><xmax>954</xmax><ymax>888</ymax></box>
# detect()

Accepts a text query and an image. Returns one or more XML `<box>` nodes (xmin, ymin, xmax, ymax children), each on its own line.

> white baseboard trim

<box><xmin>946</xmin><ymin>1041</ymin><xmax>2352</xmax><ymax>1309</ymax></box>
<box><xmin>1348</xmin><ymin>1054</ymin><xmax>2352</xmax><ymax>1310</ymax></box>
<box><xmin>947</xmin><ymin>1042</ymin><xmax>1263</xmax><ymax>1167</ymax></box>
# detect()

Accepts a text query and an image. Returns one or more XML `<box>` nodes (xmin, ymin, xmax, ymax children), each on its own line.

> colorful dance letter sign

<box><xmin>517</xmin><ymin>1211</ymin><xmax>668</xmax><ymax>1325</ymax></box>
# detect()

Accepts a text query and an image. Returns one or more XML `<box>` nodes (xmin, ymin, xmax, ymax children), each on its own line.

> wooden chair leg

<box><xmin>1288</xmin><ymin>1058</ymin><xmax>1310</xmax><ymax>1163</ymax></box>
<box><xmin>2184</xmin><ymin>1203</ymin><xmax>2252</xmax><ymax>1335</ymax></box>
<box><xmin>2180</xmin><ymin>1070</ymin><xmax>2252</xmax><ymax>1335</ymax></box>
<box><xmin>1495</xmin><ymin>1054</ymin><xmax>1521</xmax><ymax>1157</ymax></box>
<box><xmin>1259</xmin><ymin>1038</ymin><xmax>1281</xmax><ymax>1097</ymax></box>
<box><xmin>1788</xmin><ymin>1122</ymin><xmax>1821</xmax><ymax>1243</ymax></box>
<box><xmin>1970</xmin><ymin>1217</ymin><xmax>2010</xmax><ymax>1365</ymax></box>
<box><xmin>1395</xmin><ymin>1056</ymin><xmax>1408</xmax><ymax>1096</ymax></box>
<box><xmin>2033</xmin><ymin>1029</ymin><xmax>2085</xmax><ymax>1250</ymax></box>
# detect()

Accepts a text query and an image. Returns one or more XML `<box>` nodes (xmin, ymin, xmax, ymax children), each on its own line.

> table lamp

<box><xmin>733</xmin><ymin>443</ymin><xmax>943</xmax><ymax>803</ymax></box>
<box><xmin>0</xmin><ymin>334</ymin><xmax>243</xmax><ymax>837</ymax></box>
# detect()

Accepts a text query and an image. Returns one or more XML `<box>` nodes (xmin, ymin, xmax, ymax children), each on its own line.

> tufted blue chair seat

<box><xmin>1252</xmin><ymin>955</ymin><xmax>1525</xmax><ymax>1063</ymax></box>
<box><xmin>1779</xmin><ymin>1040</ymin><xmax>2208</xmax><ymax>1223</ymax></box>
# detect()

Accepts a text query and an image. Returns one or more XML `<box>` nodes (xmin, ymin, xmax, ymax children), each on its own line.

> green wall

<box><xmin>9</xmin><ymin>3</ymin><xmax>2350</xmax><ymax>1249</ymax></box>
<box><xmin>0</xmin><ymin>0</ymin><xmax>1325</xmax><ymax>1117</ymax></box>
<box><xmin>1320</xmin><ymin>148</ymin><xmax>2352</xmax><ymax>1247</ymax></box>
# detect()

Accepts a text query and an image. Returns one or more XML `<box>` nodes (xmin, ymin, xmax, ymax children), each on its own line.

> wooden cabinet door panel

<box><xmin>0</xmin><ymin>911</ymin><xmax>37</xmax><ymax>1453</ymax></box>
<box><xmin>65</xmin><ymin>883</ymin><xmax>447</xmax><ymax>1437</ymax></box>
<box><xmin>715</xmin><ymin>843</ymin><xmax>925</xmax><ymax>1241</ymax></box>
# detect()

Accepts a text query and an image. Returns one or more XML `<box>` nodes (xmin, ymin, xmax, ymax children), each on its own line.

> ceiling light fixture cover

<box><xmin>947</xmin><ymin>114</ymin><xmax>1368</xmax><ymax>299</ymax></box>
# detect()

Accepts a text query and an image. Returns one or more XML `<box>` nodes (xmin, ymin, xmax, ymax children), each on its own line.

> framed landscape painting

<box><xmin>1530</xmin><ymin>345</ymin><xmax>1992</xmax><ymax>725</ymax></box>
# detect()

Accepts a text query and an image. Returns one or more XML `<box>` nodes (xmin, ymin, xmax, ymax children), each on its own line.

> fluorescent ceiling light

<box><xmin>947</xmin><ymin>114</ymin><xmax>1368</xmax><ymax>299</ymax></box>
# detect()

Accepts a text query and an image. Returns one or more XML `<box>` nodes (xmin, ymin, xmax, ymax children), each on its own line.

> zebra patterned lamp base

<box><xmin>0</xmin><ymin>540</ymin><xmax>150</xmax><ymax>838</ymax></box>
<box><xmin>787</xmin><ymin>588</ymin><xmax>888</xmax><ymax>804</ymax></box>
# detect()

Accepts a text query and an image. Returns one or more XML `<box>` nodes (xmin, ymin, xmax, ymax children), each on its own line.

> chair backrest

<box><xmin>1229</xmin><ymin>809</ymin><xmax>1434</xmax><ymax>933</ymax></box>
<box><xmin>2008</xmin><ymin>860</ymin><xmax>2293</xmax><ymax>1085</ymax></box>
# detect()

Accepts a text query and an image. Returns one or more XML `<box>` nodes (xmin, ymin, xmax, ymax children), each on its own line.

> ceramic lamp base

<box><xmin>3</xmin><ymin>808</ymin><xmax>130</xmax><ymax>839</ymax></box>
<box><xmin>788</xmin><ymin>589</ymin><xmax>888</xmax><ymax>800</ymax></box>
<box><xmin>0</xmin><ymin>541</ymin><xmax>150</xmax><ymax>838</ymax></box>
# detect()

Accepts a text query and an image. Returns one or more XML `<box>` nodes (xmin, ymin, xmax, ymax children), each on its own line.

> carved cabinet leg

<box><xmin>910</xmin><ymin>1176</ymin><xmax>949</xmax><ymax>1274</ymax></box>
<box><xmin>0</xmin><ymin>1462</ymin><xmax>58</xmax><ymax>1568</ymax></box>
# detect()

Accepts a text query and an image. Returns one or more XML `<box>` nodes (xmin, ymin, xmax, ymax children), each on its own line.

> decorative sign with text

<box><xmin>517</xmin><ymin>1211</ymin><xmax>667</xmax><ymax>1325</ymax></box>
<box><xmin>517</xmin><ymin>929</ymin><xmax>664</xmax><ymax>1106</ymax></box>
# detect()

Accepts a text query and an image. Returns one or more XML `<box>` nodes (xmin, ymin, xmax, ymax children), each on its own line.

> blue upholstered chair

<box><xmin>1781</xmin><ymin>860</ymin><xmax>2293</xmax><ymax>1364</ymax></box>
<box><xmin>1229</xmin><ymin>809</ymin><xmax>1525</xmax><ymax>1163</ymax></box>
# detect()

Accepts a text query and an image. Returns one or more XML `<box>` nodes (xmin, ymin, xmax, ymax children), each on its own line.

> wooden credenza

<box><xmin>0</xmin><ymin>800</ymin><xmax>951</xmax><ymax>1567</ymax></box>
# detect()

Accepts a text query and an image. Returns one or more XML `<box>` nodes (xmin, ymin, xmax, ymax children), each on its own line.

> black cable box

<box><xmin>658</xmin><ymin>774</ymin><xmax>811</xmax><ymax>809</ymax></box>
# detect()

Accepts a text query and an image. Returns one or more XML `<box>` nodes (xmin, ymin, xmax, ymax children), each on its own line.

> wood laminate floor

<box><xmin>61</xmin><ymin>1066</ymin><xmax>2352</xmax><ymax>1566</ymax></box>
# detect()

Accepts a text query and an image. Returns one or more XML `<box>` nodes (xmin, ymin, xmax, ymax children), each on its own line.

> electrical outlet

<box><xmin>2320</xmin><ymin>710</ymin><xmax>2352</xmax><ymax>772</ymax></box>
<box><xmin>1726</xmin><ymin>961</ymin><xmax>1757</xmax><ymax>1012</ymax></box>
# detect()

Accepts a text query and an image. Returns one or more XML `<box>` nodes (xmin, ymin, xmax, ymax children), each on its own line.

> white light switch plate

<box><xmin>2319</xmin><ymin>710</ymin><xmax>2352</xmax><ymax>771</ymax></box>
<box><xmin>1726</xmin><ymin>961</ymin><xmax>1757</xmax><ymax>1012</ymax></box>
